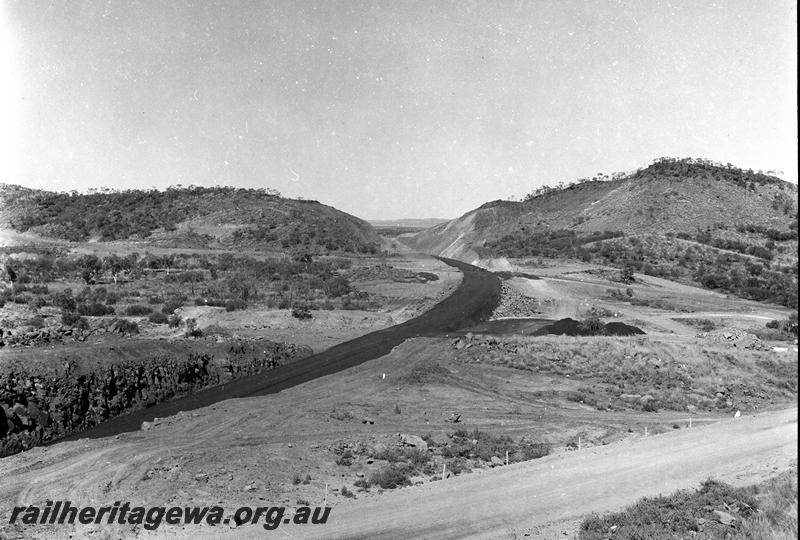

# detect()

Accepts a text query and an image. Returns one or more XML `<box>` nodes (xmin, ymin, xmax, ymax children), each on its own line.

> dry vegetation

<box><xmin>580</xmin><ymin>468</ymin><xmax>797</xmax><ymax>540</ymax></box>
<box><xmin>450</xmin><ymin>334</ymin><xmax>797</xmax><ymax>413</ymax></box>
<box><xmin>0</xmin><ymin>184</ymin><xmax>380</xmax><ymax>253</ymax></box>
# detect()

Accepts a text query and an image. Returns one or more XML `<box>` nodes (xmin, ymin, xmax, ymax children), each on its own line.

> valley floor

<box><xmin>0</xmin><ymin>256</ymin><xmax>796</xmax><ymax>539</ymax></box>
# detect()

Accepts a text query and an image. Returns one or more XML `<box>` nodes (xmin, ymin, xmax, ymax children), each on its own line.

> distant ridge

<box><xmin>0</xmin><ymin>184</ymin><xmax>380</xmax><ymax>254</ymax></box>
<box><xmin>370</xmin><ymin>218</ymin><xmax>451</xmax><ymax>229</ymax></box>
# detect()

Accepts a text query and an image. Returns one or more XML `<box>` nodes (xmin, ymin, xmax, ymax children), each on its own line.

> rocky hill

<box><xmin>406</xmin><ymin>158</ymin><xmax>798</xmax><ymax>307</ymax></box>
<box><xmin>0</xmin><ymin>185</ymin><xmax>380</xmax><ymax>254</ymax></box>
<box><xmin>408</xmin><ymin>158</ymin><xmax>797</xmax><ymax>260</ymax></box>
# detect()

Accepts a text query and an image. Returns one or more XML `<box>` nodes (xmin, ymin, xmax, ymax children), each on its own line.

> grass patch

<box><xmin>456</xmin><ymin>336</ymin><xmax>798</xmax><ymax>412</ymax></box>
<box><xmin>579</xmin><ymin>471</ymin><xmax>797</xmax><ymax>540</ymax></box>
<box><xmin>396</xmin><ymin>362</ymin><xmax>451</xmax><ymax>385</ymax></box>
<box><xmin>676</xmin><ymin>318</ymin><xmax>717</xmax><ymax>332</ymax></box>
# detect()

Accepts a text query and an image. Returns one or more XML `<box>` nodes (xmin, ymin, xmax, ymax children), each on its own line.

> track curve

<box><xmin>54</xmin><ymin>256</ymin><xmax>501</xmax><ymax>442</ymax></box>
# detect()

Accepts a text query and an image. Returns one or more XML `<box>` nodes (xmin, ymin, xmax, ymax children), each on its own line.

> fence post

<box><xmin>442</xmin><ymin>463</ymin><xmax>447</xmax><ymax>480</ymax></box>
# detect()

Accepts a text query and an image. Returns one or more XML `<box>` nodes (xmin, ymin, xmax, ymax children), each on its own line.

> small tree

<box><xmin>578</xmin><ymin>316</ymin><xmax>604</xmax><ymax>335</ymax></box>
<box><xmin>4</xmin><ymin>264</ymin><xmax>16</xmax><ymax>283</ymax></box>
<box><xmin>620</xmin><ymin>265</ymin><xmax>636</xmax><ymax>284</ymax></box>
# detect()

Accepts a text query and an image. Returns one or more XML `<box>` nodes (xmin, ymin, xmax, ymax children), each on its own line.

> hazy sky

<box><xmin>1</xmin><ymin>1</ymin><xmax>796</xmax><ymax>220</ymax></box>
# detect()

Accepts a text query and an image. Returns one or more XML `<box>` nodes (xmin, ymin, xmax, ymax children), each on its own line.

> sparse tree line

<box><xmin>0</xmin><ymin>340</ymin><xmax>310</xmax><ymax>457</ymax></box>
<box><xmin>485</xmin><ymin>229</ymin><xmax>798</xmax><ymax>308</ymax></box>
<box><xmin>9</xmin><ymin>186</ymin><xmax>281</xmax><ymax>241</ymax></box>
<box><xmin>520</xmin><ymin>157</ymin><xmax>789</xmax><ymax>203</ymax></box>
<box><xmin>1</xmin><ymin>250</ymin><xmax>389</xmax><ymax>345</ymax></box>
<box><xmin>231</xmin><ymin>217</ymin><xmax>379</xmax><ymax>254</ymax></box>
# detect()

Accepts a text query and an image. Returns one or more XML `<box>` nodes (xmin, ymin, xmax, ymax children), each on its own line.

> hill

<box><xmin>0</xmin><ymin>185</ymin><xmax>380</xmax><ymax>254</ymax></box>
<box><xmin>407</xmin><ymin>158</ymin><xmax>798</xmax><ymax>307</ymax></box>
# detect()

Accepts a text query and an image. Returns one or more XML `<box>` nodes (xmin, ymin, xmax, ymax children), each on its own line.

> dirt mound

<box><xmin>534</xmin><ymin>318</ymin><xmax>645</xmax><ymax>337</ymax></box>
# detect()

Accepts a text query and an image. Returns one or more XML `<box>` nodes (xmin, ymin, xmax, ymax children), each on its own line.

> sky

<box><xmin>1</xmin><ymin>1</ymin><xmax>796</xmax><ymax>220</ymax></box>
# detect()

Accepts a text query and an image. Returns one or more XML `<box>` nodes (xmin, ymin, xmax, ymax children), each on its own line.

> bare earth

<box><xmin>225</xmin><ymin>406</ymin><xmax>797</xmax><ymax>540</ymax></box>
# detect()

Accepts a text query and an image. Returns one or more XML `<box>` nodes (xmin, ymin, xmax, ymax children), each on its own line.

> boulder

<box><xmin>712</xmin><ymin>510</ymin><xmax>736</xmax><ymax>526</ymax></box>
<box><xmin>490</xmin><ymin>456</ymin><xmax>504</xmax><ymax>467</ymax></box>
<box><xmin>399</xmin><ymin>434</ymin><xmax>428</xmax><ymax>451</ymax></box>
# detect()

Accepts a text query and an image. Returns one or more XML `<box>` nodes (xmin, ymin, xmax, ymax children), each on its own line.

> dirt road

<box><xmin>217</xmin><ymin>407</ymin><xmax>797</xmax><ymax>540</ymax></box>
<box><xmin>53</xmin><ymin>256</ymin><xmax>501</xmax><ymax>442</ymax></box>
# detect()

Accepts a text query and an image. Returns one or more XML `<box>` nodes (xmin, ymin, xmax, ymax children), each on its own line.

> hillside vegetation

<box><xmin>0</xmin><ymin>185</ymin><xmax>380</xmax><ymax>254</ymax></box>
<box><xmin>408</xmin><ymin>158</ymin><xmax>798</xmax><ymax>306</ymax></box>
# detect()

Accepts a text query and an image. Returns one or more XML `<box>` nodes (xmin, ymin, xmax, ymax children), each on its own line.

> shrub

<box><xmin>416</xmin><ymin>271</ymin><xmax>439</xmax><ymax>282</ymax></box>
<box><xmin>515</xmin><ymin>442</ymin><xmax>550</xmax><ymax>461</ymax></box>
<box><xmin>202</xmin><ymin>324</ymin><xmax>230</xmax><ymax>336</ymax></box>
<box><xmin>161</xmin><ymin>300</ymin><xmax>183</xmax><ymax>314</ymax></box>
<box><xmin>291</xmin><ymin>305</ymin><xmax>312</xmax><ymax>320</ymax></box>
<box><xmin>402</xmin><ymin>448</ymin><xmax>429</xmax><ymax>468</ymax></box>
<box><xmin>329</xmin><ymin>410</ymin><xmax>354</xmax><ymax>421</ymax></box>
<box><xmin>446</xmin><ymin>458</ymin><xmax>471</xmax><ymax>475</ymax></box>
<box><xmin>678</xmin><ymin>318</ymin><xmax>717</xmax><ymax>332</ymax></box>
<box><xmin>340</xmin><ymin>486</ymin><xmax>356</xmax><ymax>498</ymax></box>
<box><xmin>579</xmin><ymin>478</ymin><xmax>761</xmax><ymax>540</ymax></box>
<box><xmin>77</xmin><ymin>302</ymin><xmax>115</xmax><ymax>316</ymax></box>
<box><xmin>766</xmin><ymin>315</ymin><xmax>798</xmax><ymax>336</ymax></box>
<box><xmin>369</xmin><ymin>465</ymin><xmax>413</xmax><ymax>489</ymax></box>
<box><xmin>371</xmin><ymin>447</ymin><xmax>402</xmax><ymax>463</ymax></box>
<box><xmin>353</xmin><ymin>478</ymin><xmax>370</xmax><ymax>490</ymax></box>
<box><xmin>125</xmin><ymin>304</ymin><xmax>153</xmax><ymax>316</ymax></box>
<box><xmin>184</xmin><ymin>318</ymin><xmax>202</xmax><ymax>338</ymax></box>
<box><xmin>53</xmin><ymin>291</ymin><xmax>76</xmax><ymax>312</ymax></box>
<box><xmin>578</xmin><ymin>316</ymin><xmax>604</xmax><ymax>334</ymax></box>
<box><xmin>336</xmin><ymin>450</ymin><xmax>354</xmax><ymax>466</ymax></box>
<box><xmin>61</xmin><ymin>311</ymin><xmax>89</xmax><ymax>330</ymax></box>
<box><xmin>225</xmin><ymin>299</ymin><xmax>247</xmax><ymax>312</ymax></box>
<box><xmin>619</xmin><ymin>266</ymin><xmax>636</xmax><ymax>283</ymax></box>
<box><xmin>588</xmin><ymin>306</ymin><xmax>614</xmax><ymax>318</ymax></box>
<box><xmin>167</xmin><ymin>314</ymin><xmax>182</xmax><ymax>328</ymax></box>
<box><xmin>111</xmin><ymin>318</ymin><xmax>139</xmax><ymax>334</ymax></box>
<box><xmin>148</xmin><ymin>312</ymin><xmax>168</xmax><ymax>324</ymax></box>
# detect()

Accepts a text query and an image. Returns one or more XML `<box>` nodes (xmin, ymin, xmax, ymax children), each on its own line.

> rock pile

<box><xmin>0</xmin><ymin>319</ymin><xmax>137</xmax><ymax>348</ymax></box>
<box><xmin>698</xmin><ymin>329</ymin><xmax>771</xmax><ymax>350</ymax></box>
<box><xmin>491</xmin><ymin>283</ymin><xmax>542</xmax><ymax>319</ymax></box>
